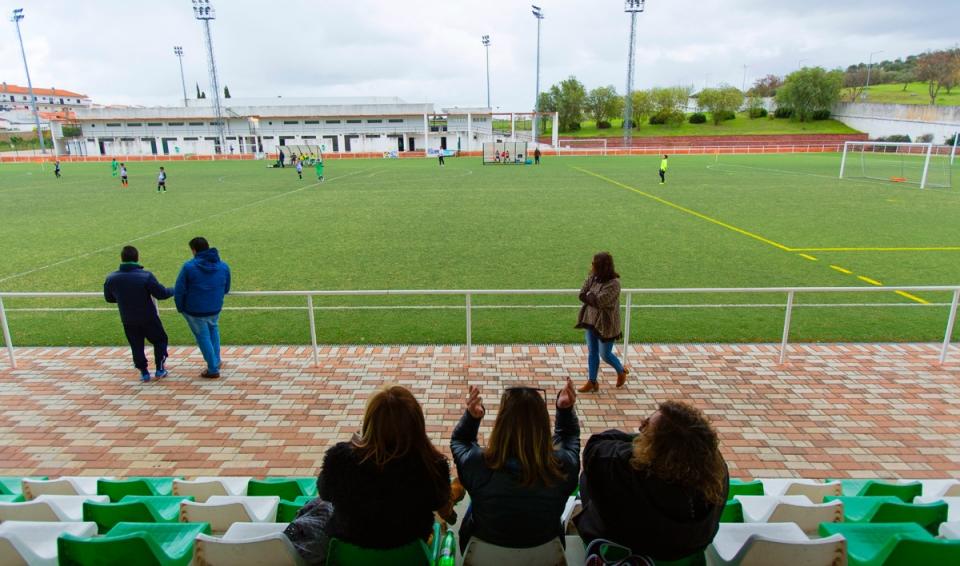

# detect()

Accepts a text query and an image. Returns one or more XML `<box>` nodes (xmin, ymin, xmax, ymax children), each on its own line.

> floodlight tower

<box><xmin>11</xmin><ymin>8</ymin><xmax>45</xmax><ymax>153</ymax></box>
<box><xmin>622</xmin><ymin>0</ymin><xmax>646</xmax><ymax>148</ymax></box>
<box><xmin>191</xmin><ymin>0</ymin><xmax>226</xmax><ymax>152</ymax></box>
<box><xmin>864</xmin><ymin>50</ymin><xmax>883</xmax><ymax>101</ymax></box>
<box><xmin>174</xmin><ymin>46</ymin><xmax>188</xmax><ymax>107</ymax></box>
<box><xmin>531</xmin><ymin>5</ymin><xmax>544</xmax><ymax>141</ymax></box>
<box><xmin>482</xmin><ymin>35</ymin><xmax>492</xmax><ymax>109</ymax></box>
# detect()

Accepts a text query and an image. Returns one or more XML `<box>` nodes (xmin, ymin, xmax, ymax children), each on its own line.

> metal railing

<box><xmin>0</xmin><ymin>285</ymin><xmax>958</xmax><ymax>369</ymax></box>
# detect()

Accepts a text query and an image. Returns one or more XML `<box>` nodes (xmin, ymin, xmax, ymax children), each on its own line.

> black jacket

<box><xmin>103</xmin><ymin>263</ymin><xmax>173</xmax><ymax>324</ymax></box>
<box><xmin>450</xmin><ymin>407</ymin><xmax>580</xmax><ymax>551</ymax></box>
<box><xmin>574</xmin><ymin>430</ymin><xmax>729</xmax><ymax>561</ymax></box>
<box><xmin>319</xmin><ymin>441</ymin><xmax>451</xmax><ymax>549</ymax></box>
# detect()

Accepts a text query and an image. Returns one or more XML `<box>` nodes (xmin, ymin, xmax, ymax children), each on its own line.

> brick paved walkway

<box><xmin>0</xmin><ymin>343</ymin><xmax>957</xmax><ymax>480</ymax></box>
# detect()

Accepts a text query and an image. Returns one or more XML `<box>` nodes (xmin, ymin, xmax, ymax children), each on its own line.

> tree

<box><xmin>630</xmin><ymin>90</ymin><xmax>653</xmax><ymax>128</ymax></box>
<box><xmin>748</xmin><ymin>74</ymin><xmax>783</xmax><ymax>98</ymax></box>
<box><xmin>776</xmin><ymin>67</ymin><xmax>843</xmax><ymax>121</ymax></box>
<box><xmin>585</xmin><ymin>85</ymin><xmax>621</xmax><ymax>128</ymax></box>
<box><xmin>896</xmin><ymin>69</ymin><xmax>916</xmax><ymax>91</ymax></box>
<box><xmin>649</xmin><ymin>86</ymin><xmax>691</xmax><ymax>126</ymax></box>
<box><xmin>698</xmin><ymin>85</ymin><xmax>744</xmax><ymax>125</ymax></box>
<box><xmin>224</xmin><ymin>85</ymin><xmax>232</xmax><ymax>99</ymax></box>
<box><xmin>536</xmin><ymin>91</ymin><xmax>556</xmax><ymax>134</ymax></box>
<box><xmin>914</xmin><ymin>50</ymin><xmax>960</xmax><ymax>104</ymax></box>
<box><xmin>196</xmin><ymin>83</ymin><xmax>202</xmax><ymax>99</ymax></box>
<box><xmin>547</xmin><ymin>76</ymin><xmax>587</xmax><ymax>132</ymax></box>
<box><xmin>843</xmin><ymin>67</ymin><xmax>869</xmax><ymax>102</ymax></box>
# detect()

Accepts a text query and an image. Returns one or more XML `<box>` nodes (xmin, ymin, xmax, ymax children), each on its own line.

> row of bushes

<box><xmin>608</xmin><ymin>107</ymin><xmax>836</xmax><ymax>128</ymax></box>
<box><xmin>773</xmin><ymin>108</ymin><xmax>831</xmax><ymax>120</ymax></box>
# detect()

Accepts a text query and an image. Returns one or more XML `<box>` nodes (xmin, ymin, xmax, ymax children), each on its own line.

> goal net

<box><xmin>840</xmin><ymin>141</ymin><xmax>953</xmax><ymax>189</ymax></box>
<box><xmin>557</xmin><ymin>138</ymin><xmax>609</xmax><ymax>155</ymax></box>
<box><xmin>482</xmin><ymin>142</ymin><xmax>529</xmax><ymax>165</ymax></box>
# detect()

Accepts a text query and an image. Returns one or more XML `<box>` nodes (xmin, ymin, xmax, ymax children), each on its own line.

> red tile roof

<box><xmin>0</xmin><ymin>83</ymin><xmax>88</xmax><ymax>98</ymax></box>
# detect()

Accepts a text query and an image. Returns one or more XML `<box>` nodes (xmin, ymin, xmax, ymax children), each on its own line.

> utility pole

<box><xmin>11</xmin><ymin>8</ymin><xmax>45</xmax><ymax>153</ymax></box>
<box><xmin>174</xmin><ymin>46</ymin><xmax>188</xmax><ymax>107</ymax></box>
<box><xmin>482</xmin><ymin>35</ymin><xmax>491</xmax><ymax>109</ymax></box>
<box><xmin>742</xmin><ymin>64</ymin><xmax>748</xmax><ymax>93</ymax></box>
<box><xmin>531</xmin><ymin>5</ymin><xmax>544</xmax><ymax>142</ymax></box>
<box><xmin>622</xmin><ymin>1</ymin><xmax>646</xmax><ymax>148</ymax></box>
<box><xmin>864</xmin><ymin>50</ymin><xmax>883</xmax><ymax>102</ymax></box>
<box><xmin>191</xmin><ymin>0</ymin><xmax>226</xmax><ymax>153</ymax></box>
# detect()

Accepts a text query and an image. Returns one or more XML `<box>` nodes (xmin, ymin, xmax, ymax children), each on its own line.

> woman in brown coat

<box><xmin>575</xmin><ymin>252</ymin><xmax>628</xmax><ymax>392</ymax></box>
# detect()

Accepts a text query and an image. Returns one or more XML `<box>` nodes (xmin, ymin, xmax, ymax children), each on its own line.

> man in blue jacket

<box><xmin>175</xmin><ymin>237</ymin><xmax>230</xmax><ymax>378</ymax></box>
<box><xmin>104</xmin><ymin>246</ymin><xmax>174</xmax><ymax>382</ymax></box>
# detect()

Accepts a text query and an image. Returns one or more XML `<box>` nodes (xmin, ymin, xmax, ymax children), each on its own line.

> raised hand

<box><xmin>466</xmin><ymin>385</ymin><xmax>485</xmax><ymax>419</ymax></box>
<box><xmin>557</xmin><ymin>378</ymin><xmax>577</xmax><ymax>409</ymax></box>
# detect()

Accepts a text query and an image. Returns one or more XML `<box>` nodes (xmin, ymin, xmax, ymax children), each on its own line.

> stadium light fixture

<box><xmin>173</xmin><ymin>46</ymin><xmax>188</xmax><ymax>107</ymax></box>
<box><xmin>482</xmin><ymin>35</ymin><xmax>492</xmax><ymax>109</ymax></box>
<box><xmin>864</xmin><ymin>50</ymin><xmax>883</xmax><ymax>101</ymax></box>
<box><xmin>531</xmin><ymin>5</ymin><xmax>544</xmax><ymax>141</ymax></box>
<box><xmin>191</xmin><ymin>0</ymin><xmax>227</xmax><ymax>153</ymax></box>
<box><xmin>11</xmin><ymin>8</ymin><xmax>45</xmax><ymax>153</ymax></box>
<box><xmin>622</xmin><ymin>0</ymin><xmax>646</xmax><ymax>148</ymax></box>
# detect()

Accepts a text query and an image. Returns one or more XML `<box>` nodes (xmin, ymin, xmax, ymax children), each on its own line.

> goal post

<box><xmin>482</xmin><ymin>142</ymin><xmax>529</xmax><ymax>165</ymax></box>
<box><xmin>840</xmin><ymin>141</ymin><xmax>952</xmax><ymax>189</ymax></box>
<box><xmin>556</xmin><ymin>138</ymin><xmax>609</xmax><ymax>155</ymax></box>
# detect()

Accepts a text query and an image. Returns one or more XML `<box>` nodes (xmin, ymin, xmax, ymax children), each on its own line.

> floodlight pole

<box><xmin>174</xmin><ymin>46</ymin><xmax>188</xmax><ymax>107</ymax></box>
<box><xmin>742</xmin><ymin>64</ymin><xmax>748</xmax><ymax>93</ymax></box>
<box><xmin>192</xmin><ymin>0</ymin><xmax>226</xmax><ymax>153</ymax></box>
<box><xmin>532</xmin><ymin>5</ymin><xmax>544</xmax><ymax>144</ymax></box>
<box><xmin>482</xmin><ymin>35</ymin><xmax>491</xmax><ymax>109</ymax></box>
<box><xmin>622</xmin><ymin>1</ymin><xmax>645</xmax><ymax>149</ymax></box>
<box><xmin>952</xmin><ymin>131</ymin><xmax>958</xmax><ymax>165</ymax></box>
<box><xmin>864</xmin><ymin>50</ymin><xmax>883</xmax><ymax>102</ymax></box>
<box><xmin>11</xmin><ymin>8</ymin><xmax>45</xmax><ymax>154</ymax></box>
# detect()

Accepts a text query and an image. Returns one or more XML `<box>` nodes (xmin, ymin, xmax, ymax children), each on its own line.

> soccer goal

<box><xmin>482</xmin><ymin>142</ymin><xmax>529</xmax><ymax>165</ymax></box>
<box><xmin>840</xmin><ymin>141</ymin><xmax>953</xmax><ymax>189</ymax></box>
<box><xmin>558</xmin><ymin>138</ymin><xmax>609</xmax><ymax>155</ymax></box>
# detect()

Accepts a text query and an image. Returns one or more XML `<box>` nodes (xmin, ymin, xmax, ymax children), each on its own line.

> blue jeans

<box><xmin>183</xmin><ymin>313</ymin><xmax>221</xmax><ymax>372</ymax></box>
<box><xmin>586</xmin><ymin>327</ymin><xmax>623</xmax><ymax>383</ymax></box>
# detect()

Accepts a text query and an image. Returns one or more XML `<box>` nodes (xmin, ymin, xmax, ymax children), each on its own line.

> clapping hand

<box><xmin>466</xmin><ymin>385</ymin><xmax>485</xmax><ymax>419</ymax></box>
<box><xmin>556</xmin><ymin>378</ymin><xmax>576</xmax><ymax>409</ymax></box>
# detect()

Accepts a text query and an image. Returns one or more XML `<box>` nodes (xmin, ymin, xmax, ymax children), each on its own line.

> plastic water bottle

<box><xmin>437</xmin><ymin>531</ymin><xmax>456</xmax><ymax>566</ymax></box>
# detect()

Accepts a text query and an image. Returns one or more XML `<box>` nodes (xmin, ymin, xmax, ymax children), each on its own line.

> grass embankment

<box><xmin>841</xmin><ymin>82</ymin><xmax>960</xmax><ymax>107</ymax></box>
<box><xmin>548</xmin><ymin>114</ymin><xmax>859</xmax><ymax>138</ymax></box>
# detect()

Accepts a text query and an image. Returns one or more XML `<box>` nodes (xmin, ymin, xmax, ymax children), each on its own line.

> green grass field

<box><xmin>548</xmin><ymin>114</ymin><xmax>859</xmax><ymax>138</ymax></box>
<box><xmin>1</xmin><ymin>153</ymin><xmax>958</xmax><ymax>347</ymax></box>
<box><xmin>842</xmin><ymin>82</ymin><xmax>960</xmax><ymax>107</ymax></box>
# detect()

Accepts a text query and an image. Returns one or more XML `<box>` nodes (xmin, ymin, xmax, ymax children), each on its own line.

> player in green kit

<box><xmin>111</xmin><ymin>158</ymin><xmax>119</xmax><ymax>178</ymax></box>
<box><xmin>315</xmin><ymin>159</ymin><xmax>324</xmax><ymax>182</ymax></box>
<box><xmin>659</xmin><ymin>154</ymin><xmax>668</xmax><ymax>185</ymax></box>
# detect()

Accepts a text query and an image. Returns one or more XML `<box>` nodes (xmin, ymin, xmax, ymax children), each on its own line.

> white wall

<box><xmin>832</xmin><ymin>103</ymin><xmax>960</xmax><ymax>143</ymax></box>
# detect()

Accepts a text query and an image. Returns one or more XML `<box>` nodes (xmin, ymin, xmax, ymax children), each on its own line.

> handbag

<box><xmin>584</xmin><ymin>538</ymin><xmax>654</xmax><ymax>566</ymax></box>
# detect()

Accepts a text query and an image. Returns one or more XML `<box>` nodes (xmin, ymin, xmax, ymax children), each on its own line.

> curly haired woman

<box><xmin>574</xmin><ymin>400</ymin><xmax>729</xmax><ymax>561</ymax></box>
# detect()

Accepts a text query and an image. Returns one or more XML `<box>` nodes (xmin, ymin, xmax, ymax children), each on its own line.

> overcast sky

<box><xmin>1</xmin><ymin>0</ymin><xmax>956</xmax><ymax>110</ymax></box>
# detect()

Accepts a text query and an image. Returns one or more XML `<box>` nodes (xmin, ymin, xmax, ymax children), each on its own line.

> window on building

<box><xmin>262</xmin><ymin>136</ymin><xmax>275</xmax><ymax>139</ymax></box>
<box><xmin>366</xmin><ymin>134</ymin><xmax>379</xmax><ymax>138</ymax></box>
<box><xmin>305</xmin><ymin>120</ymin><xmax>319</xmax><ymax>124</ymax></box>
<box><xmin>189</xmin><ymin>122</ymin><xmax>204</xmax><ymax>126</ymax></box>
<box><xmin>106</xmin><ymin>123</ymin><xmax>121</xmax><ymax>127</ymax></box>
<box><xmin>128</xmin><ymin>123</ymin><xmax>142</xmax><ymax>127</ymax></box>
<box><xmin>302</xmin><ymin>135</ymin><xmax>317</xmax><ymax>139</ymax></box>
<box><xmin>168</xmin><ymin>122</ymin><xmax>184</xmax><ymax>126</ymax></box>
<box><xmin>325</xmin><ymin>120</ymin><xmax>341</xmax><ymax>124</ymax></box>
<box><xmin>283</xmin><ymin>120</ymin><xmax>299</xmax><ymax>125</ymax></box>
<box><xmin>183</xmin><ymin>137</ymin><xmax>199</xmax><ymax>140</ymax></box>
<box><xmin>367</xmin><ymin>119</ymin><xmax>382</xmax><ymax>123</ymax></box>
<box><xmin>388</xmin><ymin>119</ymin><xmax>404</xmax><ymax>123</ymax></box>
<box><xmin>147</xmin><ymin>122</ymin><xmax>162</xmax><ymax>127</ymax></box>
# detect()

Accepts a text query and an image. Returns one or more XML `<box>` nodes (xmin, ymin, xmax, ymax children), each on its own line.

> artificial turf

<box><xmin>0</xmin><ymin>152</ymin><xmax>958</xmax><ymax>346</ymax></box>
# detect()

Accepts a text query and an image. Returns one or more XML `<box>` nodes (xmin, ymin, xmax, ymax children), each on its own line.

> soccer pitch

<box><xmin>1</xmin><ymin>153</ymin><xmax>958</xmax><ymax>346</ymax></box>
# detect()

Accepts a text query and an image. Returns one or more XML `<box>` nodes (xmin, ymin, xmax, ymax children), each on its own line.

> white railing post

<box><xmin>465</xmin><ymin>293</ymin><xmax>472</xmax><ymax>366</ymax></box>
<box><xmin>306</xmin><ymin>295</ymin><xmax>319</xmax><ymax>367</ymax></box>
<box><xmin>940</xmin><ymin>289</ymin><xmax>960</xmax><ymax>364</ymax></box>
<box><xmin>779</xmin><ymin>291</ymin><xmax>795</xmax><ymax>364</ymax></box>
<box><xmin>0</xmin><ymin>297</ymin><xmax>14</xmax><ymax>369</ymax></box>
<box><xmin>622</xmin><ymin>293</ymin><xmax>633</xmax><ymax>367</ymax></box>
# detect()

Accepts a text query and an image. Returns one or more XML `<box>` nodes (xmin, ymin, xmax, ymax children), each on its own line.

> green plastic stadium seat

<box><xmin>83</xmin><ymin>496</ymin><xmax>193</xmax><ymax>532</ymax></box>
<box><xmin>276</xmin><ymin>495</ymin><xmax>317</xmax><ymax>523</ymax></box>
<box><xmin>58</xmin><ymin>521</ymin><xmax>211</xmax><ymax>566</ymax></box>
<box><xmin>654</xmin><ymin>552</ymin><xmax>707</xmax><ymax>566</ymax></box>
<box><xmin>247</xmin><ymin>478</ymin><xmax>317</xmax><ymax>501</ymax></box>
<box><xmin>97</xmin><ymin>477</ymin><xmax>179</xmax><ymax>502</ymax></box>
<box><xmin>0</xmin><ymin>476</ymin><xmax>46</xmax><ymax>496</ymax></box>
<box><xmin>728</xmin><ymin>479</ymin><xmax>764</xmax><ymax>499</ymax></box>
<box><xmin>826</xmin><ymin>496</ymin><xmax>948</xmax><ymax>534</ymax></box>
<box><xmin>839</xmin><ymin>479</ymin><xmax>922</xmax><ymax>503</ymax></box>
<box><xmin>327</xmin><ymin>537</ymin><xmax>433</xmax><ymax>566</ymax></box>
<box><xmin>0</xmin><ymin>494</ymin><xmax>24</xmax><ymax>503</ymax></box>
<box><xmin>719</xmin><ymin>499</ymin><xmax>744</xmax><ymax>523</ymax></box>
<box><xmin>819</xmin><ymin>522</ymin><xmax>960</xmax><ymax>566</ymax></box>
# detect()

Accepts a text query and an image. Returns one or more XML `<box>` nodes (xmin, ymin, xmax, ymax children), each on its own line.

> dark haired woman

<box><xmin>285</xmin><ymin>385</ymin><xmax>451</xmax><ymax>564</ymax></box>
<box><xmin>450</xmin><ymin>379</ymin><xmax>580</xmax><ymax>552</ymax></box>
<box><xmin>576</xmin><ymin>251</ymin><xmax>628</xmax><ymax>392</ymax></box>
<box><xmin>575</xmin><ymin>400</ymin><xmax>729</xmax><ymax>561</ymax></box>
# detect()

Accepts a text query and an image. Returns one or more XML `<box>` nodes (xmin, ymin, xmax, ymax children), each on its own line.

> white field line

<box><xmin>0</xmin><ymin>168</ymin><xmax>374</xmax><ymax>284</ymax></box>
<box><xmin>6</xmin><ymin>302</ymin><xmax>950</xmax><ymax>313</ymax></box>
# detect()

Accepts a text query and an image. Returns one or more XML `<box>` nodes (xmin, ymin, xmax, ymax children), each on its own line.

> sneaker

<box><xmin>139</xmin><ymin>370</ymin><xmax>151</xmax><ymax>383</ymax></box>
<box><xmin>155</xmin><ymin>369</ymin><xmax>169</xmax><ymax>379</ymax></box>
<box><xmin>200</xmin><ymin>370</ymin><xmax>220</xmax><ymax>379</ymax></box>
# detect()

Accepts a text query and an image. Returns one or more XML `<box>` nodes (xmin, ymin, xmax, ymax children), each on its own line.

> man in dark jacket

<box><xmin>104</xmin><ymin>246</ymin><xmax>174</xmax><ymax>382</ymax></box>
<box><xmin>175</xmin><ymin>237</ymin><xmax>230</xmax><ymax>378</ymax></box>
<box><xmin>574</xmin><ymin>401</ymin><xmax>729</xmax><ymax>561</ymax></box>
